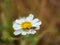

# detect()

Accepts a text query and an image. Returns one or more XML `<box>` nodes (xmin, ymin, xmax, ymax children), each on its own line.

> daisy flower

<box><xmin>13</xmin><ymin>14</ymin><xmax>42</xmax><ymax>35</ymax></box>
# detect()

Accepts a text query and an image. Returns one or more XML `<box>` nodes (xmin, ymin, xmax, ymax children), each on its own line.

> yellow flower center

<box><xmin>21</xmin><ymin>22</ymin><xmax>32</xmax><ymax>29</ymax></box>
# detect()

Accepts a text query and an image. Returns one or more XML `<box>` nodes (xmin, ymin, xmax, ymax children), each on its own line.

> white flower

<box><xmin>13</xmin><ymin>14</ymin><xmax>42</xmax><ymax>35</ymax></box>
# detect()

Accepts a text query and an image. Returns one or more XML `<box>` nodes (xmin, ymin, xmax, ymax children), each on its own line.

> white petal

<box><xmin>21</xmin><ymin>32</ymin><xmax>26</xmax><ymax>35</ymax></box>
<box><xmin>15</xmin><ymin>17</ymin><xmax>25</xmax><ymax>24</ymax></box>
<box><xmin>32</xmin><ymin>18</ymin><xmax>39</xmax><ymax>24</ymax></box>
<box><xmin>35</xmin><ymin>26</ymin><xmax>40</xmax><ymax>30</ymax></box>
<box><xmin>36</xmin><ymin>21</ymin><xmax>42</xmax><ymax>25</ymax></box>
<box><xmin>26</xmin><ymin>14</ymin><xmax>34</xmax><ymax>21</ymax></box>
<box><xmin>27</xmin><ymin>32</ymin><xmax>31</xmax><ymax>34</ymax></box>
<box><xmin>33</xmin><ymin>21</ymin><xmax>42</xmax><ymax>26</ymax></box>
<box><xmin>13</xmin><ymin>23</ymin><xmax>20</xmax><ymax>30</ymax></box>
<box><xmin>30</xmin><ymin>30</ymin><xmax>36</xmax><ymax>34</ymax></box>
<box><xmin>26</xmin><ymin>30</ymin><xmax>31</xmax><ymax>34</ymax></box>
<box><xmin>14</xmin><ymin>30</ymin><xmax>21</xmax><ymax>35</ymax></box>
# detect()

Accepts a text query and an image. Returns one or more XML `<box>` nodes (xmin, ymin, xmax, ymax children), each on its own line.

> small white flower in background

<box><xmin>13</xmin><ymin>14</ymin><xmax>42</xmax><ymax>35</ymax></box>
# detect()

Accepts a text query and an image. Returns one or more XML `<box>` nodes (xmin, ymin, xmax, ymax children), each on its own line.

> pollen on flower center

<box><xmin>21</xmin><ymin>22</ymin><xmax>32</xmax><ymax>28</ymax></box>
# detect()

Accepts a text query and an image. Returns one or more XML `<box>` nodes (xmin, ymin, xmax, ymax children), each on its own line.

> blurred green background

<box><xmin>0</xmin><ymin>0</ymin><xmax>60</xmax><ymax>45</ymax></box>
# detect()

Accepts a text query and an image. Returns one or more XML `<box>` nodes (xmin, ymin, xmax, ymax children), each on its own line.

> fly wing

<box><xmin>31</xmin><ymin>27</ymin><xmax>36</xmax><ymax>29</ymax></box>
<box><xmin>22</xmin><ymin>28</ymin><xmax>29</xmax><ymax>31</ymax></box>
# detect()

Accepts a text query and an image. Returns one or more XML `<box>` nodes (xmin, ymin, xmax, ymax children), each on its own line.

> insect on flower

<box><xmin>22</xmin><ymin>27</ymin><xmax>36</xmax><ymax>31</ymax></box>
<box><xmin>13</xmin><ymin>14</ymin><xmax>42</xmax><ymax>35</ymax></box>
